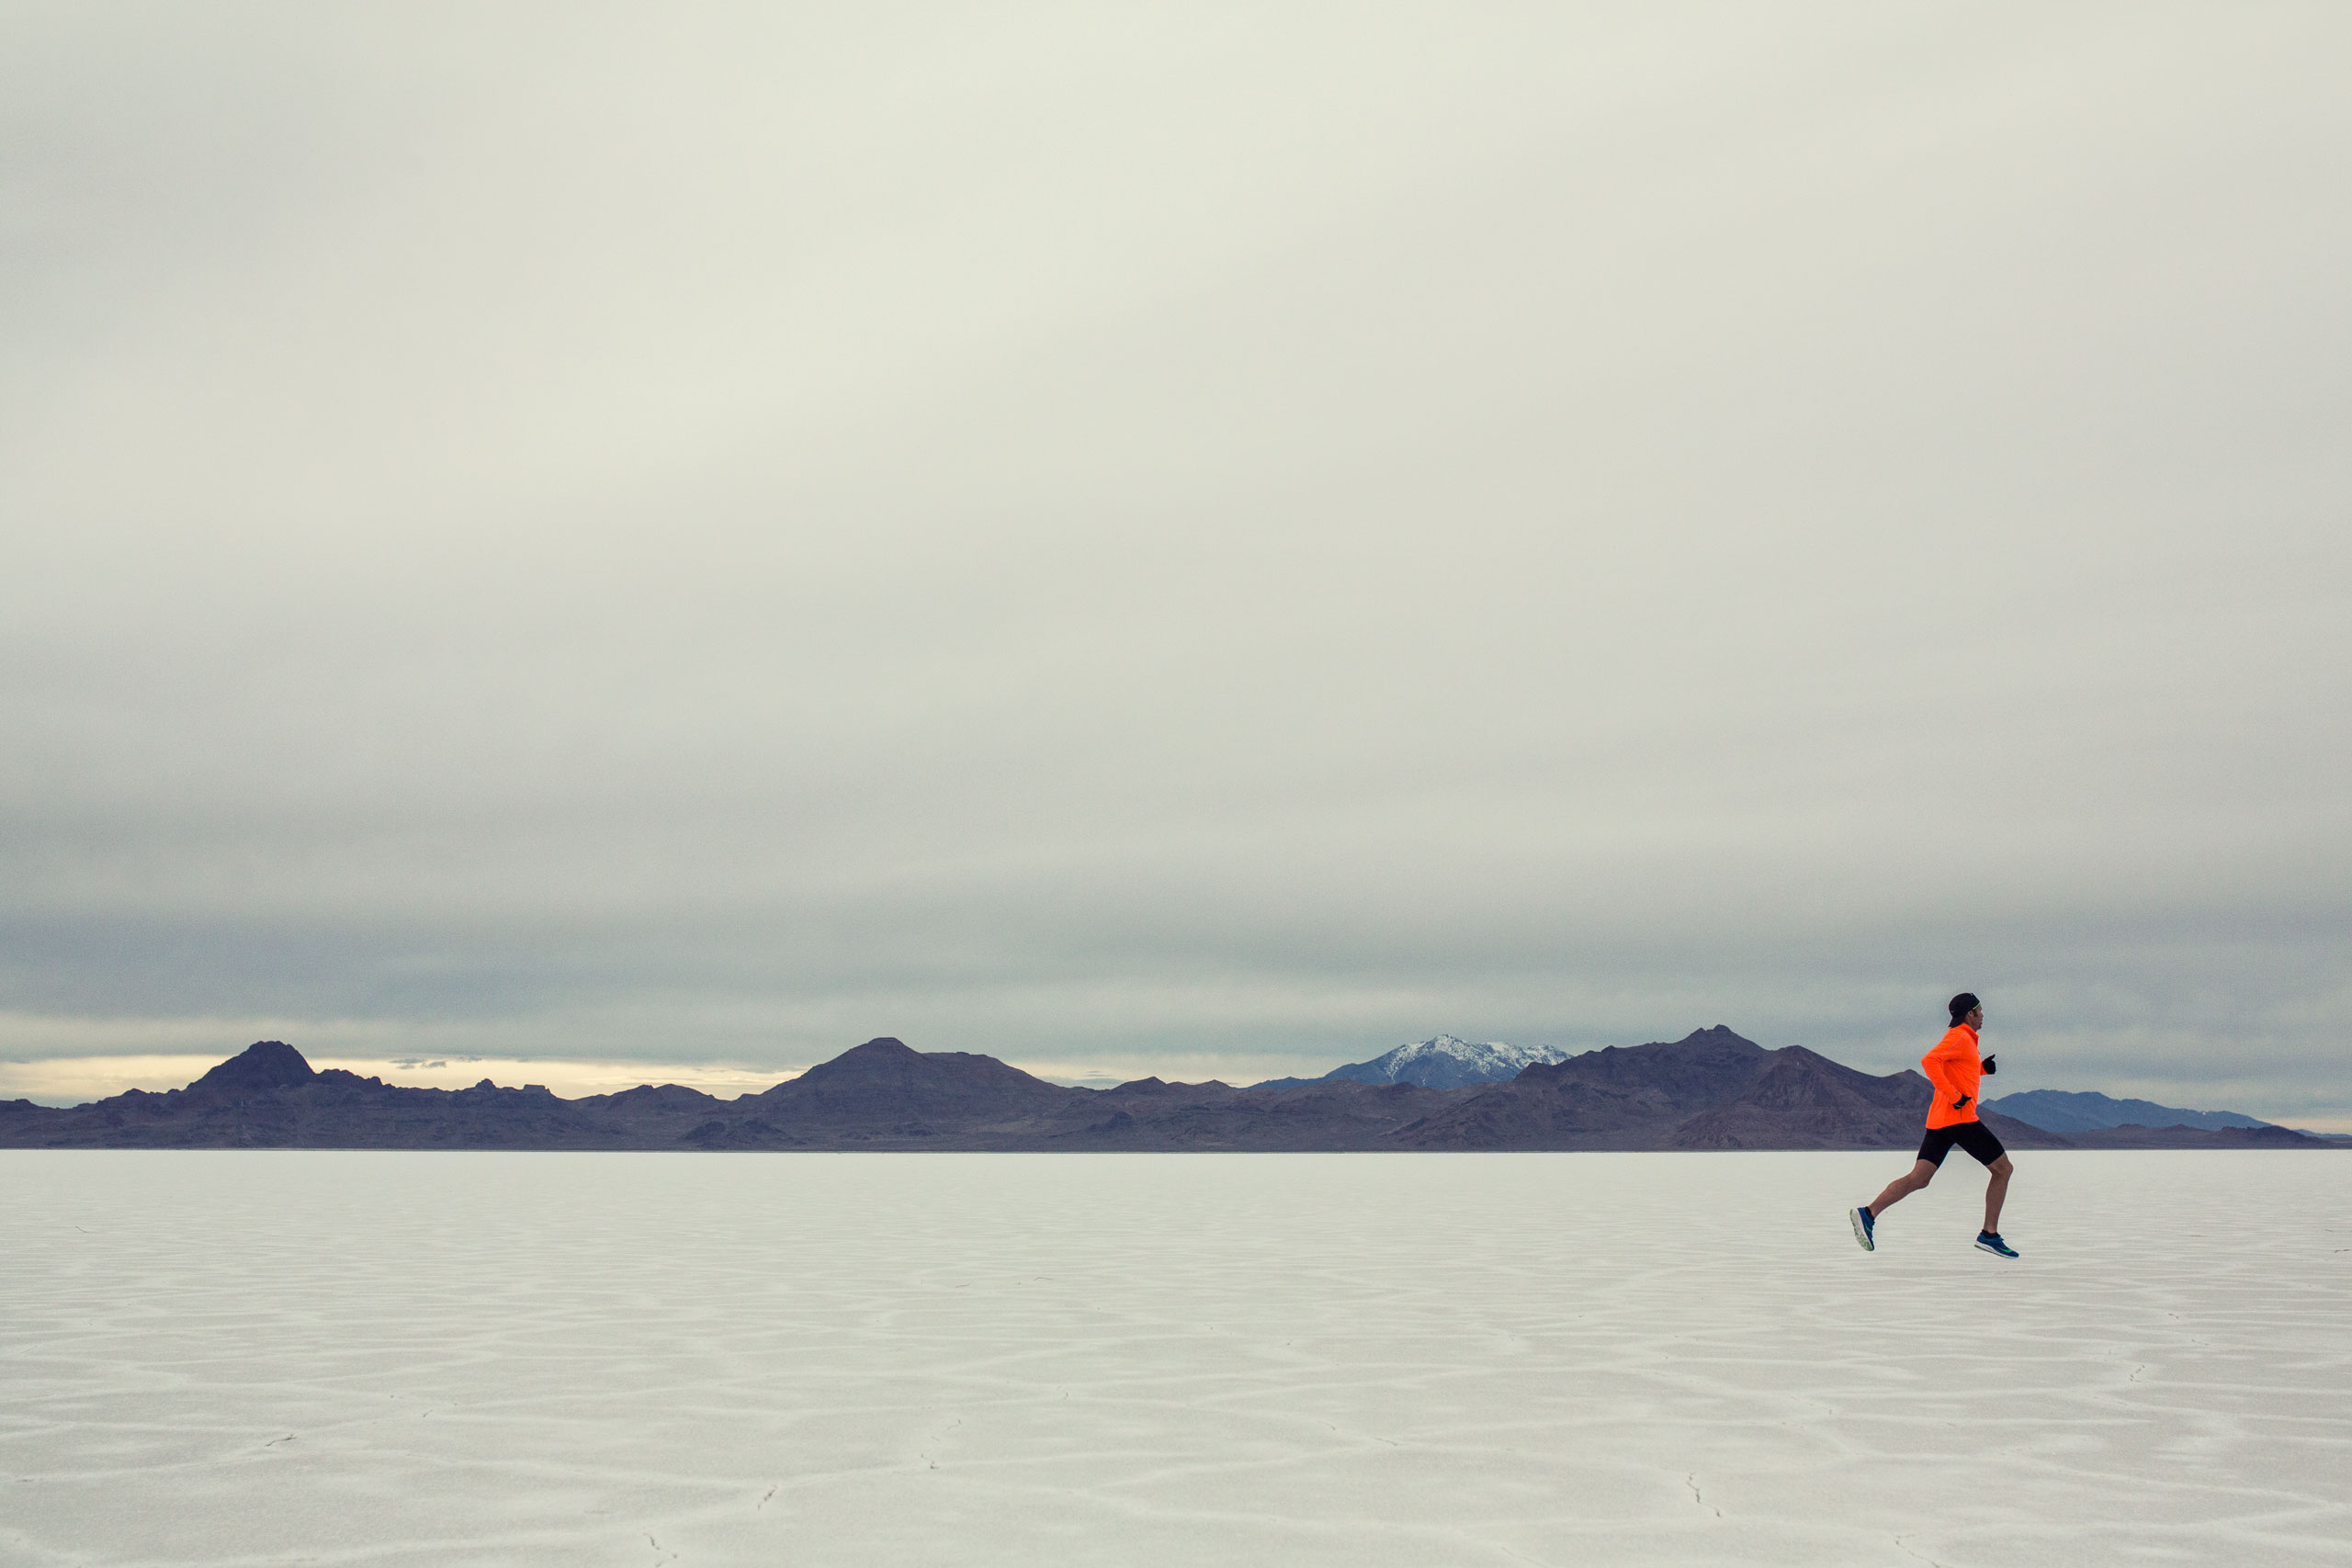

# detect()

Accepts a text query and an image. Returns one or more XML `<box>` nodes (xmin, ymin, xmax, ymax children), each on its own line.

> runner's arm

<box><xmin>1921</xmin><ymin>1036</ymin><xmax>1981</xmax><ymax>1109</ymax></box>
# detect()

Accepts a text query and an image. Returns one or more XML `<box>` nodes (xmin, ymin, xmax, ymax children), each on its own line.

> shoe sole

<box><xmin>1849</xmin><ymin>1209</ymin><xmax>1873</xmax><ymax>1251</ymax></box>
<box><xmin>1973</xmin><ymin>1239</ymin><xmax>2018</xmax><ymax>1258</ymax></box>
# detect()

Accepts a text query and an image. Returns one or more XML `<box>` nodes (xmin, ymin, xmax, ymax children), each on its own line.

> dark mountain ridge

<box><xmin>1</xmin><ymin>1032</ymin><xmax>2334</xmax><ymax>1152</ymax></box>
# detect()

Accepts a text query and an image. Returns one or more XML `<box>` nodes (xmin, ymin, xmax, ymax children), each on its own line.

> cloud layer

<box><xmin>4</xmin><ymin>6</ymin><xmax>2347</xmax><ymax>1121</ymax></box>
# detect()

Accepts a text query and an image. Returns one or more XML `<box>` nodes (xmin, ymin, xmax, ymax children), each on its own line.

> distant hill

<box><xmin>2060</xmin><ymin>1122</ymin><xmax>2320</xmax><ymax>1149</ymax></box>
<box><xmin>1984</xmin><ymin>1089</ymin><xmax>2275</xmax><ymax>1134</ymax></box>
<box><xmin>1250</xmin><ymin>1035</ymin><xmax>1571</xmax><ymax>1091</ymax></box>
<box><xmin>3</xmin><ymin>1033</ymin><xmax>2336</xmax><ymax>1153</ymax></box>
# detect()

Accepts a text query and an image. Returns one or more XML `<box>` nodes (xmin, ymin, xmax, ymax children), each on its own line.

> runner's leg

<box><xmin>1870</xmin><ymin>1159</ymin><xmax>1938</xmax><ymax>1216</ymax></box>
<box><xmin>1983</xmin><ymin>1155</ymin><xmax>2012</xmax><ymax>1234</ymax></box>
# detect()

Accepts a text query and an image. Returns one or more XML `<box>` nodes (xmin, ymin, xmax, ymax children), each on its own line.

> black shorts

<box><xmin>1917</xmin><ymin>1120</ymin><xmax>2007</xmax><ymax>1168</ymax></box>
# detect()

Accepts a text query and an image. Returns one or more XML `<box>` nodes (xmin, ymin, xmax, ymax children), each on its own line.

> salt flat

<box><xmin>4</xmin><ymin>1151</ymin><xmax>2346</xmax><ymax>1567</ymax></box>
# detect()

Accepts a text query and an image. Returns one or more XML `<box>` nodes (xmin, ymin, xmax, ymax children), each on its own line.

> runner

<box><xmin>1849</xmin><ymin>992</ymin><xmax>2018</xmax><ymax>1257</ymax></box>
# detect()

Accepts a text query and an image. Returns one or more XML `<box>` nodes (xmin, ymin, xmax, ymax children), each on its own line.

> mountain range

<box><xmin>3</xmin><ymin>1028</ymin><xmax>2334</xmax><ymax>1153</ymax></box>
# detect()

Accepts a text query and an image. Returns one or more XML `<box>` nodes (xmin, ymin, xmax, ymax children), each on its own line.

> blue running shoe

<box><xmin>1849</xmin><ymin>1206</ymin><xmax>1875</xmax><ymax>1251</ymax></box>
<box><xmin>1974</xmin><ymin>1231</ymin><xmax>2018</xmax><ymax>1258</ymax></box>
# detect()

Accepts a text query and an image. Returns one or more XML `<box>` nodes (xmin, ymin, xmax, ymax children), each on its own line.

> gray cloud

<box><xmin>5</xmin><ymin>6</ymin><xmax>2348</xmax><ymax>1120</ymax></box>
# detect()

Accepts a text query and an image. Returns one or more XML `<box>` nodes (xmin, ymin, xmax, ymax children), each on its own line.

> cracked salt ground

<box><xmin>2</xmin><ymin>1151</ymin><xmax>2347</xmax><ymax>1566</ymax></box>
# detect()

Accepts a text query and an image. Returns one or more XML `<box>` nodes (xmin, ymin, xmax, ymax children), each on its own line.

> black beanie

<box><xmin>1948</xmin><ymin>992</ymin><xmax>1980</xmax><ymax>1026</ymax></box>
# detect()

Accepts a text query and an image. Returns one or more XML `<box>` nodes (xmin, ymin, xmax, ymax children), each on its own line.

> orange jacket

<box><xmin>1921</xmin><ymin>1024</ymin><xmax>1983</xmax><ymax>1128</ymax></box>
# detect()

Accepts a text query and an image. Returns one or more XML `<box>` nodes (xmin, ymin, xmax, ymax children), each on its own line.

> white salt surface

<box><xmin>5</xmin><ymin>1152</ymin><xmax>2348</xmax><ymax>1566</ymax></box>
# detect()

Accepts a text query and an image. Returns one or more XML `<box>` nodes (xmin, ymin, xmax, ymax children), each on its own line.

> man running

<box><xmin>1849</xmin><ymin>992</ymin><xmax>2018</xmax><ymax>1258</ymax></box>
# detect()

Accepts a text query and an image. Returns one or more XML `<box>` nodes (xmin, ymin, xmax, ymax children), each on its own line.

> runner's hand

<box><xmin>1982</xmin><ymin>1055</ymin><xmax>1996</xmax><ymax>1075</ymax></box>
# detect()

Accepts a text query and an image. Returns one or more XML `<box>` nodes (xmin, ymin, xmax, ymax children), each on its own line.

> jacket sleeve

<box><xmin>1921</xmin><ymin>1037</ymin><xmax>1982</xmax><ymax>1112</ymax></box>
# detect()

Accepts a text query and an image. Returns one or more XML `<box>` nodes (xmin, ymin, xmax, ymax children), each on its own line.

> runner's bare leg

<box><xmin>1869</xmin><ymin>1159</ymin><xmax>1937</xmax><ymax>1216</ymax></box>
<box><xmin>1983</xmin><ymin>1155</ymin><xmax>2012</xmax><ymax>1234</ymax></box>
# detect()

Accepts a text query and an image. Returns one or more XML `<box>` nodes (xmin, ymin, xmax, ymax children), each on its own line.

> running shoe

<box><xmin>1849</xmin><ymin>1206</ymin><xmax>1875</xmax><ymax>1251</ymax></box>
<box><xmin>1974</xmin><ymin>1231</ymin><xmax>2018</xmax><ymax>1258</ymax></box>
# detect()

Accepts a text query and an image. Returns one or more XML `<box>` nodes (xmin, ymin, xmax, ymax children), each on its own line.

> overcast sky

<box><xmin>5</xmin><ymin>5</ymin><xmax>2347</xmax><ymax>1121</ymax></box>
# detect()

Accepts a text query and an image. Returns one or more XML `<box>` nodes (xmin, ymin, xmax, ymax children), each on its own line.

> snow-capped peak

<box><xmin>1329</xmin><ymin>1035</ymin><xmax>1572</xmax><ymax>1089</ymax></box>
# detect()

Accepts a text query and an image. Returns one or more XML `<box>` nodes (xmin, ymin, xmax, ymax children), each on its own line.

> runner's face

<box><xmin>1966</xmin><ymin>1006</ymin><xmax>1984</xmax><ymax>1031</ymax></box>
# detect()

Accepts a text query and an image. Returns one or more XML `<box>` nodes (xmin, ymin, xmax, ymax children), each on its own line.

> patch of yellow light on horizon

<box><xmin>0</xmin><ymin>1055</ymin><xmax>228</xmax><ymax>1102</ymax></box>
